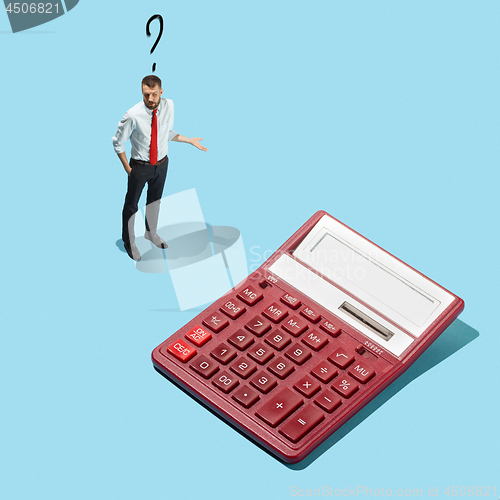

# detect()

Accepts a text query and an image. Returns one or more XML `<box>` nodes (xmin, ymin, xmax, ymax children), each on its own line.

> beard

<box><xmin>144</xmin><ymin>98</ymin><xmax>160</xmax><ymax>110</ymax></box>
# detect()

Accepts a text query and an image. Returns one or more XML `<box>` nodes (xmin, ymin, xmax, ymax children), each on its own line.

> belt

<box><xmin>132</xmin><ymin>155</ymin><xmax>167</xmax><ymax>165</ymax></box>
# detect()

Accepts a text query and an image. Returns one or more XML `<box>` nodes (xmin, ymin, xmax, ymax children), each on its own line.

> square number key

<box><xmin>212</xmin><ymin>371</ymin><xmax>239</xmax><ymax>393</ymax></box>
<box><xmin>250</xmin><ymin>371</ymin><xmax>278</xmax><ymax>394</ymax></box>
<box><xmin>285</xmin><ymin>344</ymin><xmax>312</xmax><ymax>365</ymax></box>
<box><xmin>227</xmin><ymin>330</ymin><xmax>255</xmax><ymax>351</ymax></box>
<box><xmin>245</xmin><ymin>316</ymin><xmax>272</xmax><ymax>337</ymax></box>
<box><xmin>267</xmin><ymin>357</ymin><xmax>295</xmax><ymax>379</ymax></box>
<box><xmin>230</xmin><ymin>358</ymin><xmax>257</xmax><ymax>379</ymax></box>
<box><xmin>210</xmin><ymin>343</ymin><xmax>237</xmax><ymax>365</ymax></box>
<box><xmin>190</xmin><ymin>356</ymin><xmax>219</xmax><ymax>379</ymax></box>
<box><xmin>264</xmin><ymin>331</ymin><xmax>292</xmax><ymax>351</ymax></box>
<box><xmin>248</xmin><ymin>343</ymin><xmax>274</xmax><ymax>365</ymax></box>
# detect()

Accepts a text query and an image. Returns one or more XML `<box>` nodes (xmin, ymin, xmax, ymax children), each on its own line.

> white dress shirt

<box><xmin>112</xmin><ymin>98</ymin><xmax>178</xmax><ymax>162</ymax></box>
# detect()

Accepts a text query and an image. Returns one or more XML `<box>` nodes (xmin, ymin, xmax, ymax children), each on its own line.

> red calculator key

<box><xmin>301</xmin><ymin>330</ymin><xmax>329</xmax><ymax>351</ymax></box>
<box><xmin>310</xmin><ymin>361</ymin><xmax>338</xmax><ymax>383</ymax></box>
<box><xmin>348</xmin><ymin>361</ymin><xmax>376</xmax><ymax>384</ymax></box>
<box><xmin>255</xmin><ymin>388</ymin><xmax>303</xmax><ymax>428</ymax></box>
<box><xmin>244</xmin><ymin>316</ymin><xmax>272</xmax><ymax>337</ymax></box>
<box><xmin>230</xmin><ymin>358</ymin><xmax>257</xmax><ymax>379</ymax></box>
<box><xmin>202</xmin><ymin>312</ymin><xmax>229</xmax><ymax>333</ymax></box>
<box><xmin>328</xmin><ymin>347</ymin><xmax>355</xmax><ymax>369</ymax></box>
<box><xmin>227</xmin><ymin>330</ymin><xmax>255</xmax><ymax>351</ymax></box>
<box><xmin>189</xmin><ymin>355</ymin><xmax>219</xmax><ymax>379</ymax></box>
<box><xmin>280</xmin><ymin>293</ymin><xmax>301</xmax><ymax>310</ymax></box>
<box><xmin>220</xmin><ymin>298</ymin><xmax>247</xmax><ymax>319</ymax></box>
<box><xmin>264</xmin><ymin>331</ymin><xmax>292</xmax><ymax>351</ymax></box>
<box><xmin>210</xmin><ymin>343</ymin><xmax>237</xmax><ymax>365</ymax></box>
<box><xmin>185</xmin><ymin>325</ymin><xmax>212</xmax><ymax>347</ymax></box>
<box><xmin>165</xmin><ymin>339</ymin><xmax>197</xmax><ymax>363</ymax></box>
<box><xmin>262</xmin><ymin>302</ymin><xmax>289</xmax><ymax>323</ymax></box>
<box><xmin>281</xmin><ymin>315</ymin><xmax>308</xmax><ymax>337</ymax></box>
<box><xmin>332</xmin><ymin>376</ymin><xmax>359</xmax><ymax>398</ymax></box>
<box><xmin>232</xmin><ymin>386</ymin><xmax>260</xmax><ymax>409</ymax></box>
<box><xmin>293</xmin><ymin>376</ymin><xmax>321</xmax><ymax>398</ymax></box>
<box><xmin>267</xmin><ymin>357</ymin><xmax>295</xmax><ymax>379</ymax></box>
<box><xmin>300</xmin><ymin>306</ymin><xmax>321</xmax><ymax>324</ymax></box>
<box><xmin>250</xmin><ymin>371</ymin><xmax>278</xmax><ymax>394</ymax></box>
<box><xmin>279</xmin><ymin>405</ymin><xmax>325</xmax><ymax>443</ymax></box>
<box><xmin>247</xmin><ymin>343</ymin><xmax>274</xmax><ymax>365</ymax></box>
<box><xmin>320</xmin><ymin>319</ymin><xmax>341</xmax><ymax>337</ymax></box>
<box><xmin>212</xmin><ymin>371</ymin><xmax>239</xmax><ymax>393</ymax></box>
<box><xmin>314</xmin><ymin>390</ymin><xmax>342</xmax><ymax>413</ymax></box>
<box><xmin>237</xmin><ymin>286</ymin><xmax>263</xmax><ymax>306</ymax></box>
<box><xmin>285</xmin><ymin>344</ymin><xmax>312</xmax><ymax>365</ymax></box>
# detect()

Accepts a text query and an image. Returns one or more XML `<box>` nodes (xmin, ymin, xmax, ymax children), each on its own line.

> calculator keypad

<box><xmin>158</xmin><ymin>282</ymin><xmax>389</xmax><ymax>452</ymax></box>
<box><xmin>228</xmin><ymin>330</ymin><xmax>254</xmax><ymax>350</ymax></box>
<box><xmin>245</xmin><ymin>316</ymin><xmax>272</xmax><ymax>337</ymax></box>
<box><xmin>282</xmin><ymin>316</ymin><xmax>308</xmax><ymax>336</ymax></box>
<box><xmin>202</xmin><ymin>313</ymin><xmax>229</xmax><ymax>333</ymax></box>
<box><xmin>256</xmin><ymin>388</ymin><xmax>303</xmax><ymax>427</ymax></box>
<box><xmin>232</xmin><ymin>386</ymin><xmax>260</xmax><ymax>408</ymax></box>
<box><xmin>267</xmin><ymin>357</ymin><xmax>295</xmax><ymax>379</ymax></box>
<box><xmin>220</xmin><ymin>298</ymin><xmax>247</xmax><ymax>319</ymax></box>
<box><xmin>279</xmin><ymin>405</ymin><xmax>325</xmax><ymax>443</ymax></box>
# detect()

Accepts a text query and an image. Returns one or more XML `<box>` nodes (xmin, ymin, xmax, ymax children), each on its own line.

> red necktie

<box><xmin>150</xmin><ymin>109</ymin><xmax>158</xmax><ymax>165</ymax></box>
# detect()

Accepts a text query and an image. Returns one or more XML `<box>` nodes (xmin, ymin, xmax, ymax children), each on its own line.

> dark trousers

<box><xmin>122</xmin><ymin>156</ymin><xmax>169</xmax><ymax>245</ymax></box>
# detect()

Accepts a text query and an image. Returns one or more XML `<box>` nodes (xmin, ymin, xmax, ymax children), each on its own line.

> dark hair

<box><xmin>142</xmin><ymin>75</ymin><xmax>162</xmax><ymax>89</ymax></box>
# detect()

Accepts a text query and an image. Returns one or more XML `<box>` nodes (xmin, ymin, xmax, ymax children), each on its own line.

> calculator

<box><xmin>152</xmin><ymin>211</ymin><xmax>464</xmax><ymax>463</ymax></box>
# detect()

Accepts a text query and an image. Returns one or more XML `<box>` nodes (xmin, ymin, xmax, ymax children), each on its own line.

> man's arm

<box><xmin>117</xmin><ymin>152</ymin><xmax>132</xmax><ymax>175</ymax></box>
<box><xmin>112</xmin><ymin>113</ymin><xmax>135</xmax><ymax>174</ymax></box>
<box><xmin>171</xmin><ymin>134</ymin><xmax>208</xmax><ymax>152</ymax></box>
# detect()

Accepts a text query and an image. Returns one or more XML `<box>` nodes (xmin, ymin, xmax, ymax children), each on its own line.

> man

<box><xmin>112</xmin><ymin>75</ymin><xmax>207</xmax><ymax>261</ymax></box>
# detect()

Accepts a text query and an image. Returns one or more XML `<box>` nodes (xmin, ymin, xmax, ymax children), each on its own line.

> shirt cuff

<box><xmin>168</xmin><ymin>129</ymin><xmax>178</xmax><ymax>141</ymax></box>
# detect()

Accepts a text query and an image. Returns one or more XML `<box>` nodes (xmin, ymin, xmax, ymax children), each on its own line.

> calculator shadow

<box><xmin>154</xmin><ymin>319</ymin><xmax>478</xmax><ymax>469</ymax></box>
<box><xmin>288</xmin><ymin>318</ymin><xmax>478</xmax><ymax>469</ymax></box>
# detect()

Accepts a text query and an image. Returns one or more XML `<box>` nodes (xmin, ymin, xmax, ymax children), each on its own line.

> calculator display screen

<box><xmin>304</xmin><ymin>232</ymin><xmax>438</xmax><ymax>327</ymax></box>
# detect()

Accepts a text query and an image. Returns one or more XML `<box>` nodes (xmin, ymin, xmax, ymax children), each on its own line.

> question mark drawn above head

<box><xmin>146</xmin><ymin>14</ymin><xmax>164</xmax><ymax>73</ymax></box>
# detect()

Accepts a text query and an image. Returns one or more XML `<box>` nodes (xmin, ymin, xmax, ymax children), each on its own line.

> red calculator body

<box><xmin>152</xmin><ymin>211</ymin><xmax>464</xmax><ymax>463</ymax></box>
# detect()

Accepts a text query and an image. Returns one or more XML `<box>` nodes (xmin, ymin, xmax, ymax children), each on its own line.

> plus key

<box><xmin>255</xmin><ymin>388</ymin><xmax>303</xmax><ymax>428</ymax></box>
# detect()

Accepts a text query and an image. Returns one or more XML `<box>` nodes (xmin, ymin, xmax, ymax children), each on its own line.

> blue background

<box><xmin>1</xmin><ymin>1</ymin><xmax>498</xmax><ymax>498</ymax></box>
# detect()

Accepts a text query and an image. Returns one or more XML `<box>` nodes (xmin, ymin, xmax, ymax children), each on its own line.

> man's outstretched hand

<box><xmin>190</xmin><ymin>137</ymin><xmax>208</xmax><ymax>151</ymax></box>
